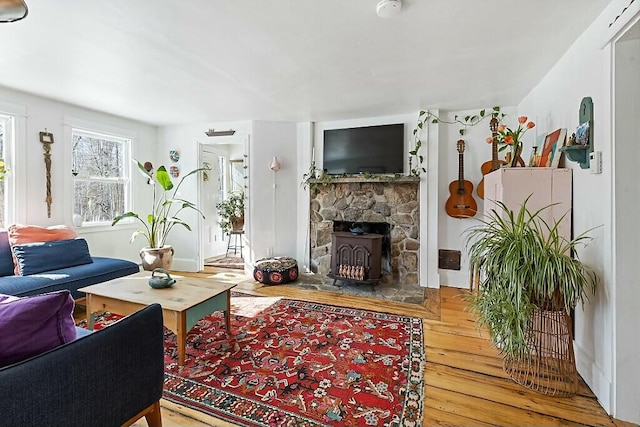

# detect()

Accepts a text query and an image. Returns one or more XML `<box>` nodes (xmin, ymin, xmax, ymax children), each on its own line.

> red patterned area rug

<box><xmin>85</xmin><ymin>293</ymin><xmax>425</xmax><ymax>427</ymax></box>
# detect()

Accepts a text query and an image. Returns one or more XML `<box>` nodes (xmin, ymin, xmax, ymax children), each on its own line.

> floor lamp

<box><xmin>270</xmin><ymin>156</ymin><xmax>281</xmax><ymax>256</ymax></box>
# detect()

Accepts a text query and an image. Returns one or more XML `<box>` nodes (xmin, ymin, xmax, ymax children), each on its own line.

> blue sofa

<box><xmin>0</xmin><ymin>303</ymin><xmax>165</xmax><ymax>427</ymax></box>
<box><xmin>0</xmin><ymin>230</ymin><xmax>139</xmax><ymax>299</ymax></box>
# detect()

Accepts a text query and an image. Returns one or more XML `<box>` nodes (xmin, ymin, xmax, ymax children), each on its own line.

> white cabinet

<box><xmin>484</xmin><ymin>167</ymin><xmax>572</xmax><ymax>241</ymax></box>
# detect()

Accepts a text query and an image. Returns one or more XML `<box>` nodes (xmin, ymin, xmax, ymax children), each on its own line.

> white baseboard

<box><xmin>170</xmin><ymin>257</ymin><xmax>199</xmax><ymax>273</ymax></box>
<box><xmin>575</xmin><ymin>341</ymin><xmax>612</xmax><ymax>415</ymax></box>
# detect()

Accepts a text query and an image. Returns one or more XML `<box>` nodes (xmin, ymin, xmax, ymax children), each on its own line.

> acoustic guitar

<box><xmin>445</xmin><ymin>140</ymin><xmax>478</xmax><ymax>219</ymax></box>
<box><xmin>477</xmin><ymin>117</ymin><xmax>506</xmax><ymax>199</ymax></box>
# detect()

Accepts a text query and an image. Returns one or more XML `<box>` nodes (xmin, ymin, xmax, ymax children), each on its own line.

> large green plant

<box><xmin>112</xmin><ymin>160</ymin><xmax>205</xmax><ymax>248</ymax></box>
<box><xmin>216</xmin><ymin>191</ymin><xmax>245</xmax><ymax>233</ymax></box>
<box><xmin>464</xmin><ymin>198</ymin><xmax>597</xmax><ymax>357</ymax></box>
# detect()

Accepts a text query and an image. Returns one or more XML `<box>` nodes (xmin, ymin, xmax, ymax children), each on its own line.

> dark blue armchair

<box><xmin>0</xmin><ymin>304</ymin><xmax>165</xmax><ymax>427</ymax></box>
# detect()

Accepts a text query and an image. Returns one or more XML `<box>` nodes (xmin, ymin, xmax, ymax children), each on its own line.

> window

<box><xmin>72</xmin><ymin>129</ymin><xmax>130</xmax><ymax>225</ymax></box>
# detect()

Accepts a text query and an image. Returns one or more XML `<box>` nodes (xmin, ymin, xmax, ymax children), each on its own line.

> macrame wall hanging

<box><xmin>39</xmin><ymin>130</ymin><xmax>54</xmax><ymax>218</ymax></box>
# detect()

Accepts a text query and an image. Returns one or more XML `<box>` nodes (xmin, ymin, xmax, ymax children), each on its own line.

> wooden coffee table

<box><xmin>79</xmin><ymin>272</ymin><xmax>236</xmax><ymax>365</ymax></box>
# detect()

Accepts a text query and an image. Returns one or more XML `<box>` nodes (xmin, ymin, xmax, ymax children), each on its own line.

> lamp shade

<box><xmin>270</xmin><ymin>156</ymin><xmax>281</xmax><ymax>172</ymax></box>
<box><xmin>0</xmin><ymin>0</ymin><xmax>28</xmax><ymax>23</ymax></box>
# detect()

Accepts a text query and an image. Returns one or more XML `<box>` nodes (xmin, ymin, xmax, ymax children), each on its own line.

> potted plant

<box><xmin>112</xmin><ymin>160</ymin><xmax>206</xmax><ymax>271</ymax></box>
<box><xmin>216</xmin><ymin>191</ymin><xmax>245</xmax><ymax>233</ymax></box>
<box><xmin>464</xmin><ymin>197</ymin><xmax>597</xmax><ymax>396</ymax></box>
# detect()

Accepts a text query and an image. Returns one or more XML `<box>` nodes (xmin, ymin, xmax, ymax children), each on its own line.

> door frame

<box><xmin>197</xmin><ymin>134</ymin><xmax>250</xmax><ymax>271</ymax></box>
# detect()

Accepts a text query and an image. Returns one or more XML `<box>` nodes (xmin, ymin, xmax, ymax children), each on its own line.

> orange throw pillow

<box><xmin>7</xmin><ymin>224</ymin><xmax>78</xmax><ymax>275</ymax></box>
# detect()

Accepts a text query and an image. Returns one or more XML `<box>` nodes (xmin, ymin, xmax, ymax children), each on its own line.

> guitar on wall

<box><xmin>445</xmin><ymin>140</ymin><xmax>478</xmax><ymax>219</ymax></box>
<box><xmin>477</xmin><ymin>117</ymin><xmax>506</xmax><ymax>199</ymax></box>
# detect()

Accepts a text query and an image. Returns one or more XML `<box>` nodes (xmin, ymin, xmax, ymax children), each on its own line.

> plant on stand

<box><xmin>216</xmin><ymin>191</ymin><xmax>245</xmax><ymax>233</ymax></box>
<box><xmin>112</xmin><ymin>160</ymin><xmax>206</xmax><ymax>271</ymax></box>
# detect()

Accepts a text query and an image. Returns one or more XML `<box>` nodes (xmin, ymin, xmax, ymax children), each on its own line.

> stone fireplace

<box><xmin>309</xmin><ymin>177</ymin><xmax>421</xmax><ymax>302</ymax></box>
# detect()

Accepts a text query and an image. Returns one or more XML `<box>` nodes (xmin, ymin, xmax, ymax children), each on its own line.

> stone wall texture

<box><xmin>309</xmin><ymin>180</ymin><xmax>420</xmax><ymax>289</ymax></box>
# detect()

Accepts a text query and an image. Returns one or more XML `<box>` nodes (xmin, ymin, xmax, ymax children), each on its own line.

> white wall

<box><xmin>437</xmin><ymin>107</ymin><xmax>517</xmax><ymax>288</ymax></box>
<box><xmin>250</xmin><ymin>121</ymin><xmax>298</xmax><ymax>260</ymax></box>
<box><xmin>0</xmin><ymin>85</ymin><xmax>156</xmax><ymax>263</ymax></box>
<box><xmin>517</xmin><ymin>3</ymin><xmax>637</xmax><ymax>420</ymax></box>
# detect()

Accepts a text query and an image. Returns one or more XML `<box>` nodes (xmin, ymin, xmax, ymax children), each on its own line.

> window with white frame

<box><xmin>72</xmin><ymin>129</ymin><xmax>130</xmax><ymax>225</ymax></box>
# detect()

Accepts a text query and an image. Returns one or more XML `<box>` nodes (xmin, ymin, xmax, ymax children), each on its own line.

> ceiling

<box><xmin>0</xmin><ymin>0</ymin><xmax>610</xmax><ymax>126</ymax></box>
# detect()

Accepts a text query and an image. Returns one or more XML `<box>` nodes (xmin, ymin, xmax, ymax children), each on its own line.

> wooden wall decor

<box><xmin>39</xmin><ymin>130</ymin><xmax>54</xmax><ymax>218</ymax></box>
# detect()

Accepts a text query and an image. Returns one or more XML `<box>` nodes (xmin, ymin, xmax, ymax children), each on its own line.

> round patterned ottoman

<box><xmin>253</xmin><ymin>256</ymin><xmax>299</xmax><ymax>285</ymax></box>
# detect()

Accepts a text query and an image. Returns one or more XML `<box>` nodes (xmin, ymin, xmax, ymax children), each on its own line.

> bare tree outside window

<box><xmin>72</xmin><ymin>130</ymin><xmax>130</xmax><ymax>225</ymax></box>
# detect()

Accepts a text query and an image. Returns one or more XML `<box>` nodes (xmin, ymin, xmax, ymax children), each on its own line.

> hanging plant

<box><xmin>301</xmin><ymin>161</ymin><xmax>334</xmax><ymax>195</ymax></box>
<box><xmin>410</xmin><ymin>107</ymin><xmax>506</xmax><ymax>176</ymax></box>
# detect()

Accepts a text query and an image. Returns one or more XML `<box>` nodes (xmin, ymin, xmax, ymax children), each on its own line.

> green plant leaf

<box><xmin>480</xmin><ymin>109</ymin><xmax>486</xmax><ymax>117</ymax></box>
<box><xmin>112</xmin><ymin>211</ymin><xmax>138</xmax><ymax>226</ymax></box>
<box><xmin>156</xmin><ymin>166</ymin><xmax>174</xmax><ymax>191</ymax></box>
<box><xmin>432</xmin><ymin>119</ymin><xmax>438</xmax><ymax>124</ymax></box>
<box><xmin>134</xmin><ymin>160</ymin><xmax>153</xmax><ymax>180</ymax></box>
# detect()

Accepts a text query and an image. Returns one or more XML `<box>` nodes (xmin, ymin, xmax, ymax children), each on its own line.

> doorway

<box><xmin>198</xmin><ymin>136</ymin><xmax>249</xmax><ymax>271</ymax></box>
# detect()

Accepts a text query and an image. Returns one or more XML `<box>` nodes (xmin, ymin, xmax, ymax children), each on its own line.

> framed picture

<box><xmin>550</xmin><ymin>128</ymin><xmax>567</xmax><ymax>168</ymax></box>
<box><xmin>538</xmin><ymin>128</ymin><xmax>567</xmax><ymax>168</ymax></box>
<box><xmin>39</xmin><ymin>131</ymin><xmax>54</xmax><ymax>144</ymax></box>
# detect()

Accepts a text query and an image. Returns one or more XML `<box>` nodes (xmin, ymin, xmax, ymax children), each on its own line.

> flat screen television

<box><xmin>322</xmin><ymin>123</ymin><xmax>404</xmax><ymax>175</ymax></box>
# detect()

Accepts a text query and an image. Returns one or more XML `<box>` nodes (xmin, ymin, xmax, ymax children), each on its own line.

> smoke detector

<box><xmin>376</xmin><ymin>0</ymin><xmax>402</xmax><ymax>19</ymax></box>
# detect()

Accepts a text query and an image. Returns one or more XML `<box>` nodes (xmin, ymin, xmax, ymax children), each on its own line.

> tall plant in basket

<box><xmin>464</xmin><ymin>197</ymin><xmax>597</xmax><ymax>396</ymax></box>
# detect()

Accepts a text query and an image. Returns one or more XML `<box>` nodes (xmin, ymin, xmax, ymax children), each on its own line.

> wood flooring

<box><xmin>126</xmin><ymin>268</ymin><xmax>629</xmax><ymax>427</ymax></box>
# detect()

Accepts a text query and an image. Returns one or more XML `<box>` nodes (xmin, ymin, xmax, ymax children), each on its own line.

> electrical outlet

<box><xmin>267</xmin><ymin>247</ymin><xmax>273</xmax><ymax>257</ymax></box>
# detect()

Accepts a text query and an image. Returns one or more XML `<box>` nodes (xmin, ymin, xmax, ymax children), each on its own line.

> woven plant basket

<box><xmin>503</xmin><ymin>290</ymin><xmax>578</xmax><ymax>397</ymax></box>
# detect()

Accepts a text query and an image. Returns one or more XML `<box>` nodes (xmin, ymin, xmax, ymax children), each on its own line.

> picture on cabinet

<box><xmin>538</xmin><ymin>128</ymin><xmax>567</xmax><ymax>168</ymax></box>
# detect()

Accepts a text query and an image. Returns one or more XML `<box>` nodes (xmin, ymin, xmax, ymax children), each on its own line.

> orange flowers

<box><xmin>488</xmin><ymin>115</ymin><xmax>536</xmax><ymax>161</ymax></box>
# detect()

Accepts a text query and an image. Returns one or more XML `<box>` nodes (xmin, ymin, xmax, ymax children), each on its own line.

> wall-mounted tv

<box><xmin>322</xmin><ymin>123</ymin><xmax>404</xmax><ymax>175</ymax></box>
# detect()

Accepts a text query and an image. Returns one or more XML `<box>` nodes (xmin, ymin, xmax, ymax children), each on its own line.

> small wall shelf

<box><xmin>561</xmin><ymin>97</ymin><xmax>593</xmax><ymax>169</ymax></box>
<box><xmin>560</xmin><ymin>145</ymin><xmax>590</xmax><ymax>168</ymax></box>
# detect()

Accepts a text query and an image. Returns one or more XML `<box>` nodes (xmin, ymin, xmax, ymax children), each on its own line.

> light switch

<box><xmin>589</xmin><ymin>151</ymin><xmax>602</xmax><ymax>174</ymax></box>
